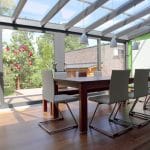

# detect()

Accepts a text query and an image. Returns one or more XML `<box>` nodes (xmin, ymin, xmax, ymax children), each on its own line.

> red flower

<box><xmin>28</xmin><ymin>51</ymin><xmax>33</xmax><ymax>57</ymax></box>
<box><xmin>5</xmin><ymin>46</ymin><xmax>10</xmax><ymax>51</ymax></box>
<box><xmin>14</xmin><ymin>50</ymin><xmax>19</xmax><ymax>55</ymax></box>
<box><xmin>19</xmin><ymin>45</ymin><xmax>28</xmax><ymax>52</ymax></box>
<box><xmin>28</xmin><ymin>60</ymin><xmax>32</xmax><ymax>66</ymax></box>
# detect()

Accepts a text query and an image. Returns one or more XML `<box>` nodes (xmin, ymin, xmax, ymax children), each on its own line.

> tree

<box><xmin>65</xmin><ymin>35</ymin><xmax>86</xmax><ymax>52</ymax></box>
<box><xmin>36</xmin><ymin>33</ymin><xmax>54</xmax><ymax>70</ymax></box>
<box><xmin>3</xmin><ymin>31</ymin><xmax>35</xmax><ymax>90</ymax></box>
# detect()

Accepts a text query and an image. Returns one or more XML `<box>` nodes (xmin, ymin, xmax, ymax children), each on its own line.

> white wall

<box><xmin>132</xmin><ymin>39</ymin><xmax>150</xmax><ymax>71</ymax></box>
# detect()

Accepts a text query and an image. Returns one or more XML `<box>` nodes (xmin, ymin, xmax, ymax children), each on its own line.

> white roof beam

<box><xmin>65</xmin><ymin>0</ymin><xmax>109</xmax><ymax>30</ymax></box>
<box><xmin>128</xmin><ymin>26</ymin><xmax>150</xmax><ymax>39</ymax></box>
<box><xmin>116</xmin><ymin>18</ymin><xmax>150</xmax><ymax>38</ymax></box>
<box><xmin>85</xmin><ymin>0</ymin><xmax>144</xmax><ymax>33</ymax></box>
<box><xmin>102</xmin><ymin>7</ymin><xmax>150</xmax><ymax>35</ymax></box>
<box><xmin>41</xmin><ymin>0</ymin><xmax>70</xmax><ymax>26</ymax></box>
<box><xmin>12</xmin><ymin>0</ymin><xmax>27</xmax><ymax>23</ymax></box>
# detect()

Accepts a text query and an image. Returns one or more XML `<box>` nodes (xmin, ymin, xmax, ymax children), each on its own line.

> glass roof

<box><xmin>19</xmin><ymin>0</ymin><xmax>59</xmax><ymax>21</ymax></box>
<box><xmin>114</xmin><ymin>19</ymin><xmax>144</xmax><ymax>34</ymax></box>
<box><xmin>125</xmin><ymin>0</ymin><xmax>150</xmax><ymax>15</ymax></box>
<box><xmin>0</xmin><ymin>0</ymin><xmax>149</xmax><ymax>41</ymax></box>
<box><xmin>103</xmin><ymin>0</ymin><xmax>130</xmax><ymax>9</ymax></box>
<box><xmin>96</xmin><ymin>14</ymin><xmax>129</xmax><ymax>32</ymax></box>
<box><xmin>50</xmin><ymin>0</ymin><xmax>89</xmax><ymax>24</ymax></box>
<box><xmin>75</xmin><ymin>7</ymin><xmax>110</xmax><ymax>28</ymax></box>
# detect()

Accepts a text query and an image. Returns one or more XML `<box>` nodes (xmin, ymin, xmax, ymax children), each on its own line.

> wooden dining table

<box><xmin>53</xmin><ymin>76</ymin><xmax>110</xmax><ymax>134</ymax></box>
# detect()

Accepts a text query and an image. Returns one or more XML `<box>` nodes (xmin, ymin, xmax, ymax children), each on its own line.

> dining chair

<box><xmin>143</xmin><ymin>82</ymin><xmax>150</xmax><ymax>110</ymax></box>
<box><xmin>39</xmin><ymin>70</ymin><xmax>78</xmax><ymax>134</ymax></box>
<box><xmin>88</xmin><ymin>70</ymin><xmax>108</xmax><ymax>97</ymax></box>
<box><xmin>88</xmin><ymin>70</ymin><xmax>132</xmax><ymax>137</ymax></box>
<box><xmin>129</xmin><ymin>69</ymin><xmax>150</xmax><ymax>122</ymax></box>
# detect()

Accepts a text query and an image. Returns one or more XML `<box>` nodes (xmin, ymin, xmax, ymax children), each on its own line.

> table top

<box><xmin>54</xmin><ymin>76</ymin><xmax>110</xmax><ymax>83</ymax></box>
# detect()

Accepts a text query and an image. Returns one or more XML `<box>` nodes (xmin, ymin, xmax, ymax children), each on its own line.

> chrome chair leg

<box><xmin>39</xmin><ymin>103</ymin><xmax>78</xmax><ymax>134</ymax></box>
<box><xmin>89</xmin><ymin>102</ymin><xmax>132</xmax><ymax>138</ymax></box>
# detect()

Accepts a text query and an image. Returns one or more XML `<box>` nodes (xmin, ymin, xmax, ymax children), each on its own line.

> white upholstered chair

<box><xmin>39</xmin><ymin>70</ymin><xmax>78</xmax><ymax>134</ymax></box>
<box><xmin>129</xmin><ymin>69</ymin><xmax>149</xmax><ymax>123</ymax></box>
<box><xmin>88</xmin><ymin>70</ymin><xmax>131</xmax><ymax>137</ymax></box>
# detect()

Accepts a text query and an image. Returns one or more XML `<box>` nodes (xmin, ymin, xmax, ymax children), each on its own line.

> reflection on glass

<box><xmin>0</xmin><ymin>0</ymin><xmax>19</xmax><ymax>16</ymax></box>
<box><xmin>125</xmin><ymin>0</ymin><xmax>150</xmax><ymax>15</ymax></box>
<box><xmin>113</xmin><ymin>20</ymin><xmax>143</xmax><ymax>34</ymax></box>
<box><xmin>50</xmin><ymin>0</ymin><xmax>89</xmax><ymax>24</ymax></box>
<box><xmin>103</xmin><ymin>0</ymin><xmax>129</xmax><ymax>9</ymax></box>
<box><xmin>75</xmin><ymin>7</ymin><xmax>110</xmax><ymax>28</ymax></box>
<box><xmin>96</xmin><ymin>14</ymin><xmax>129</xmax><ymax>32</ymax></box>
<box><xmin>19</xmin><ymin>0</ymin><xmax>58</xmax><ymax>20</ymax></box>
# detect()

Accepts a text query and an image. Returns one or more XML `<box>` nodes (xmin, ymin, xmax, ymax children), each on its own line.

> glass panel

<box><xmin>85</xmin><ymin>0</ymin><xmax>97</xmax><ymax>3</ymax></box>
<box><xmin>95</xmin><ymin>14</ymin><xmax>129</xmax><ymax>31</ymax></box>
<box><xmin>19</xmin><ymin>0</ymin><xmax>58</xmax><ymax>21</ymax></box>
<box><xmin>103</xmin><ymin>0</ymin><xmax>130</xmax><ymax>10</ymax></box>
<box><xmin>125</xmin><ymin>0</ymin><xmax>150</xmax><ymax>15</ymax></box>
<box><xmin>0</xmin><ymin>0</ymin><xmax>19</xmax><ymax>16</ymax></box>
<box><xmin>113</xmin><ymin>20</ymin><xmax>143</xmax><ymax>34</ymax></box>
<box><xmin>50</xmin><ymin>0</ymin><xmax>89</xmax><ymax>24</ymax></box>
<box><xmin>141</xmin><ymin>14</ymin><xmax>150</xmax><ymax>20</ymax></box>
<box><xmin>75</xmin><ymin>7</ymin><xmax>110</xmax><ymax>28</ymax></box>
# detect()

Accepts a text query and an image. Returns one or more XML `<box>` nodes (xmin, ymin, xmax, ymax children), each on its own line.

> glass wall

<box><xmin>3</xmin><ymin>29</ymin><xmax>54</xmax><ymax>106</ymax></box>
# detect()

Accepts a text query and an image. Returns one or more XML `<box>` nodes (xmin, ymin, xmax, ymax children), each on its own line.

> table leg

<box><xmin>50</xmin><ymin>102</ymin><xmax>59</xmax><ymax>118</ymax></box>
<box><xmin>50</xmin><ymin>81</ymin><xmax>59</xmax><ymax>118</ymax></box>
<box><xmin>79</xmin><ymin>84</ymin><xmax>88</xmax><ymax>133</ymax></box>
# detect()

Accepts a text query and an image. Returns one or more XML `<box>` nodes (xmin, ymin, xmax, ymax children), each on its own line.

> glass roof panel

<box><xmin>75</xmin><ymin>7</ymin><xmax>110</xmax><ymax>28</ymax></box>
<box><xmin>125</xmin><ymin>0</ymin><xmax>150</xmax><ymax>15</ymax></box>
<box><xmin>141</xmin><ymin>14</ymin><xmax>150</xmax><ymax>20</ymax></box>
<box><xmin>113</xmin><ymin>20</ymin><xmax>143</xmax><ymax>34</ymax></box>
<box><xmin>0</xmin><ymin>0</ymin><xmax>19</xmax><ymax>17</ymax></box>
<box><xmin>84</xmin><ymin>0</ymin><xmax>97</xmax><ymax>3</ymax></box>
<box><xmin>19</xmin><ymin>0</ymin><xmax>58</xmax><ymax>21</ymax></box>
<box><xmin>103</xmin><ymin>0</ymin><xmax>130</xmax><ymax>9</ymax></box>
<box><xmin>50</xmin><ymin>0</ymin><xmax>89</xmax><ymax>24</ymax></box>
<box><xmin>95</xmin><ymin>14</ymin><xmax>129</xmax><ymax>31</ymax></box>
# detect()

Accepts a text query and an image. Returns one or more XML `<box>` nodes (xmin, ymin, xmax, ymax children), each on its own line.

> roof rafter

<box><xmin>128</xmin><ymin>26</ymin><xmax>150</xmax><ymax>39</ymax></box>
<box><xmin>116</xmin><ymin>18</ymin><xmax>150</xmax><ymax>38</ymax></box>
<box><xmin>85</xmin><ymin>0</ymin><xmax>144</xmax><ymax>33</ymax></box>
<box><xmin>102</xmin><ymin>7</ymin><xmax>150</xmax><ymax>35</ymax></box>
<box><xmin>12</xmin><ymin>0</ymin><xmax>27</xmax><ymax>23</ymax></box>
<box><xmin>65</xmin><ymin>0</ymin><xmax>109</xmax><ymax>30</ymax></box>
<box><xmin>41</xmin><ymin>0</ymin><xmax>70</xmax><ymax>26</ymax></box>
<box><xmin>0</xmin><ymin>16</ymin><xmax>127</xmax><ymax>43</ymax></box>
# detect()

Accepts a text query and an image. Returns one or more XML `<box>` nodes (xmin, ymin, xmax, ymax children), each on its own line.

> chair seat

<box><xmin>88</xmin><ymin>91</ymin><xmax>108</xmax><ymax>97</ymax></box>
<box><xmin>88</xmin><ymin>94</ymin><xmax>111</xmax><ymax>104</ymax></box>
<box><xmin>54</xmin><ymin>94</ymin><xmax>78</xmax><ymax>103</ymax></box>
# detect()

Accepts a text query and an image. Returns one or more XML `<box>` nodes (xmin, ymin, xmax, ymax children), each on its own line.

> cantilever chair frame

<box><xmin>89</xmin><ymin>70</ymin><xmax>132</xmax><ymax>138</ymax></box>
<box><xmin>39</xmin><ymin>70</ymin><xmax>78</xmax><ymax>134</ymax></box>
<box><xmin>129</xmin><ymin>69</ymin><xmax>150</xmax><ymax>125</ymax></box>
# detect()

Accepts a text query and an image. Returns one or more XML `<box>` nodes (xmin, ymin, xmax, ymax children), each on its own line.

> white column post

<box><xmin>54</xmin><ymin>33</ymin><xmax>65</xmax><ymax>72</ymax></box>
<box><xmin>0</xmin><ymin>28</ymin><xmax>4</xmax><ymax>105</ymax></box>
<box><xmin>97</xmin><ymin>38</ymin><xmax>101</xmax><ymax>71</ymax></box>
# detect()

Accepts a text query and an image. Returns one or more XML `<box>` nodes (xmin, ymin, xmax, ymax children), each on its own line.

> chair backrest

<box><xmin>109</xmin><ymin>70</ymin><xmax>130</xmax><ymax>103</ymax></box>
<box><xmin>134</xmin><ymin>69</ymin><xmax>149</xmax><ymax>98</ymax></box>
<box><xmin>54</xmin><ymin>71</ymin><xmax>67</xmax><ymax>89</ymax></box>
<box><xmin>42</xmin><ymin>70</ymin><xmax>54</xmax><ymax>102</ymax></box>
